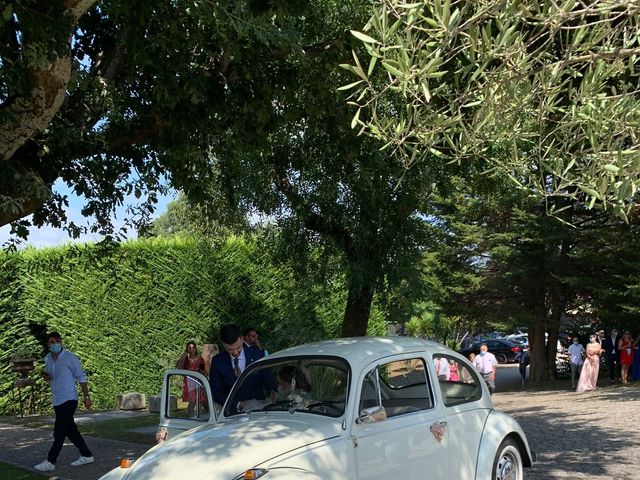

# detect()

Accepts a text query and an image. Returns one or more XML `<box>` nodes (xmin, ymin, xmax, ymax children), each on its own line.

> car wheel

<box><xmin>496</xmin><ymin>353</ymin><xmax>507</xmax><ymax>364</ymax></box>
<box><xmin>492</xmin><ymin>438</ymin><xmax>523</xmax><ymax>480</ymax></box>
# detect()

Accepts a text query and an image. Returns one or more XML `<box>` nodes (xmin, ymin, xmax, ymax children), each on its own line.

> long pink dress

<box><xmin>576</xmin><ymin>343</ymin><xmax>600</xmax><ymax>392</ymax></box>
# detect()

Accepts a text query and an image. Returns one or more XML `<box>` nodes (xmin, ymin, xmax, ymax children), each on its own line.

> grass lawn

<box><xmin>1</xmin><ymin>411</ymin><xmax>159</xmax><ymax>446</ymax></box>
<box><xmin>0</xmin><ymin>462</ymin><xmax>46</xmax><ymax>479</ymax></box>
<box><xmin>80</xmin><ymin>415</ymin><xmax>158</xmax><ymax>445</ymax></box>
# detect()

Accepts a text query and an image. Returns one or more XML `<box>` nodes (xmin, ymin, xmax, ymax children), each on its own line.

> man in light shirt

<box><xmin>34</xmin><ymin>332</ymin><xmax>93</xmax><ymax>472</ymax></box>
<box><xmin>473</xmin><ymin>344</ymin><xmax>497</xmax><ymax>394</ymax></box>
<box><xmin>567</xmin><ymin>337</ymin><xmax>585</xmax><ymax>389</ymax></box>
<box><xmin>434</xmin><ymin>356</ymin><xmax>451</xmax><ymax>381</ymax></box>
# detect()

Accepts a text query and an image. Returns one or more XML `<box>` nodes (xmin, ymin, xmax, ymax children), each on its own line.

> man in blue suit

<box><xmin>601</xmin><ymin>328</ymin><xmax>620</xmax><ymax>384</ymax></box>
<box><xmin>209</xmin><ymin>324</ymin><xmax>274</xmax><ymax>408</ymax></box>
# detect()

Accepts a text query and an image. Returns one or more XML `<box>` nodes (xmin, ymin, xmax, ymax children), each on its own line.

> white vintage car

<box><xmin>100</xmin><ymin>337</ymin><xmax>534</xmax><ymax>480</ymax></box>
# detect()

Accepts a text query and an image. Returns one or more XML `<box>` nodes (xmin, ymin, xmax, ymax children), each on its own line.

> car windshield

<box><xmin>224</xmin><ymin>357</ymin><xmax>350</xmax><ymax>418</ymax></box>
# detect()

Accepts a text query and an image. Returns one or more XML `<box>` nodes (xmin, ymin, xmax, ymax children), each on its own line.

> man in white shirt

<box><xmin>34</xmin><ymin>332</ymin><xmax>93</xmax><ymax>472</ymax></box>
<box><xmin>434</xmin><ymin>356</ymin><xmax>451</xmax><ymax>381</ymax></box>
<box><xmin>473</xmin><ymin>344</ymin><xmax>497</xmax><ymax>394</ymax></box>
<box><xmin>567</xmin><ymin>337</ymin><xmax>585</xmax><ymax>389</ymax></box>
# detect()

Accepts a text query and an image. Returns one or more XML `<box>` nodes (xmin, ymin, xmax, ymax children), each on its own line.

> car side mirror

<box><xmin>356</xmin><ymin>405</ymin><xmax>387</xmax><ymax>424</ymax></box>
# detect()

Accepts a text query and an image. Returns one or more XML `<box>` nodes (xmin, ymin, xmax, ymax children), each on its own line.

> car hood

<box><xmin>122</xmin><ymin>414</ymin><xmax>343</xmax><ymax>480</ymax></box>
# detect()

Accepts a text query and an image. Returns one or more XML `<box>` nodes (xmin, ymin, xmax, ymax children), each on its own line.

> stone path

<box><xmin>494</xmin><ymin>384</ymin><xmax>640</xmax><ymax>479</ymax></box>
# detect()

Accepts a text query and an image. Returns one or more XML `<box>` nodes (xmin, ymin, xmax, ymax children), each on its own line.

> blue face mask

<box><xmin>479</xmin><ymin>351</ymin><xmax>486</xmax><ymax>356</ymax></box>
<box><xmin>50</xmin><ymin>343</ymin><xmax>63</xmax><ymax>354</ymax></box>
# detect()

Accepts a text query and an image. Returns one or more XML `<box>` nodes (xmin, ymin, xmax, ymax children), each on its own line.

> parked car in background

<box><xmin>458</xmin><ymin>339</ymin><xmax>523</xmax><ymax>364</ymax></box>
<box><xmin>100</xmin><ymin>337</ymin><xmax>534</xmax><ymax>480</ymax></box>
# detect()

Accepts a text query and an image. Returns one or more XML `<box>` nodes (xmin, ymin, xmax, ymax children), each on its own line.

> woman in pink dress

<box><xmin>176</xmin><ymin>341</ymin><xmax>205</xmax><ymax>416</ymax></box>
<box><xmin>618</xmin><ymin>331</ymin><xmax>634</xmax><ymax>384</ymax></box>
<box><xmin>576</xmin><ymin>335</ymin><xmax>603</xmax><ymax>393</ymax></box>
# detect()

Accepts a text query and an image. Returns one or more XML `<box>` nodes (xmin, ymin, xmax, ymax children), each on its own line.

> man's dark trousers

<box><xmin>47</xmin><ymin>400</ymin><xmax>92</xmax><ymax>464</ymax></box>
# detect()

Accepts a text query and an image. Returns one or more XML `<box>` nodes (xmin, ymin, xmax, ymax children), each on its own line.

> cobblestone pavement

<box><xmin>493</xmin><ymin>384</ymin><xmax>640</xmax><ymax>480</ymax></box>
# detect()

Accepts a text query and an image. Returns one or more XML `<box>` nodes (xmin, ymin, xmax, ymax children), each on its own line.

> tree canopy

<box><xmin>1</xmin><ymin>0</ymin><xmax>325</xmax><ymax>238</ymax></box>
<box><xmin>343</xmin><ymin>0</ymin><xmax>640</xmax><ymax>218</ymax></box>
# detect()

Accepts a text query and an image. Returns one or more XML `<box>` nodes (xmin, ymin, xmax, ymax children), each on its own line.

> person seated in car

<box><xmin>275</xmin><ymin>366</ymin><xmax>312</xmax><ymax>403</ymax></box>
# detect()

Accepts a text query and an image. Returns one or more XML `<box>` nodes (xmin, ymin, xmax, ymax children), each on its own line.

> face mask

<box><xmin>50</xmin><ymin>343</ymin><xmax>62</xmax><ymax>354</ymax></box>
<box><xmin>479</xmin><ymin>351</ymin><xmax>486</xmax><ymax>356</ymax></box>
<box><xmin>573</xmin><ymin>341</ymin><xmax>578</xmax><ymax>344</ymax></box>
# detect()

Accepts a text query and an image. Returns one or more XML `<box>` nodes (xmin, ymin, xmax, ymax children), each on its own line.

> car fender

<box><xmin>474</xmin><ymin>410</ymin><xmax>534</xmax><ymax>480</ymax></box>
<box><xmin>97</xmin><ymin>466</ymin><xmax>127</xmax><ymax>480</ymax></box>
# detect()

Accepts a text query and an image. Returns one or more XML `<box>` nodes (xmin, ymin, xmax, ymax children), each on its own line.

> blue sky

<box><xmin>0</xmin><ymin>179</ymin><xmax>176</xmax><ymax>248</ymax></box>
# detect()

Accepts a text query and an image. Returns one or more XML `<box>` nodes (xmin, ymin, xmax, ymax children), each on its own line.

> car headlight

<box><xmin>236</xmin><ymin>468</ymin><xmax>268</xmax><ymax>479</ymax></box>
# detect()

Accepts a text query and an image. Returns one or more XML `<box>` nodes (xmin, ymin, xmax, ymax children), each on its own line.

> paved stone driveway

<box><xmin>493</xmin><ymin>385</ymin><xmax>640</xmax><ymax>479</ymax></box>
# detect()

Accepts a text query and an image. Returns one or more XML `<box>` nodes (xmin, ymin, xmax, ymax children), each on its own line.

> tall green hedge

<box><xmin>0</xmin><ymin>236</ymin><xmax>385</xmax><ymax>414</ymax></box>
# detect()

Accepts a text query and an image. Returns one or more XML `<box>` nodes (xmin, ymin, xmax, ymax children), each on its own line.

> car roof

<box><xmin>265</xmin><ymin>336</ymin><xmax>455</xmax><ymax>372</ymax></box>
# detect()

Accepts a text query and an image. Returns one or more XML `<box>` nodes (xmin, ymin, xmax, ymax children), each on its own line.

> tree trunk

<box><xmin>529</xmin><ymin>319</ymin><xmax>548</xmax><ymax>382</ymax></box>
<box><xmin>340</xmin><ymin>279</ymin><xmax>374</xmax><ymax>337</ymax></box>
<box><xmin>526</xmin><ymin>278</ymin><xmax>550</xmax><ymax>382</ymax></box>
<box><xmin>546</xmin><ymin>286</ymin><xmax>564</xmax><ymax>379</ymax></box>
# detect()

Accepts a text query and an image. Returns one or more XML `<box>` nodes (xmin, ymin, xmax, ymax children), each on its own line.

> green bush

<box><xmin>0</xmin><ymin>236</ymin><xmax>386</xmax><ymax>414</ymax></box>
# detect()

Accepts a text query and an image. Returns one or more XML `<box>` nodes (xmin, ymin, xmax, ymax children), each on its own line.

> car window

<box><xmin>432</xmin><ymin>354</ymin><xmax>482</xmax><ymax>406</ymax></box>
<box><xmin>224</xmin><ymin>357</ymin><xmax>349</xmax><ymax>418</ymax></box>
<box><xmin>165</xmin><ymin>372</ymin><xmax>211</xmax><ymax>421</ymax></box>
<box><xmin>359</xmin><ymin>358</ymin><xmax>434</xmax><ymax>419</ymax></box>
<box><xmin>486</xmin><ymin>340</ymin><xmax>500</xmax><ymax>348</ymax></box>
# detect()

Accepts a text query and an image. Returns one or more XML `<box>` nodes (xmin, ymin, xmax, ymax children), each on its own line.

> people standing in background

<box><xmin>567</xmin><ymin>338</ymin><xmax>585</xmax><ymax>390</ymax></box>
<box><xmin>244</xmin><ymin>327</ymin><xmax>268</xmax><ymax>356</ymax></box>
<box><xmin>176</xmin><ymin>341</ymin><xmax>205</xmax><ymax>417</ymax></box>
<box><xmin>201</xmin><ymin>343</ymin><xmax>219</xmax><ymax>378</ymax></box>
<box><xmin>632</xmin><ymin>332</ymin><xmax>640</xmax><ymax>381</ymax></box>
<box><xmin>34</xmin><ymin>332</ymin><xmax>94</xmax><ymax>472</ymax></box>
<box><xmin>602</xmin><ymin>328</ymin><xmax>620</xmax><ymax>384</ymax></box>
<box><xmin>618</xmin><ymin>331</ymin><xmax>634</xmax><ymax>385</ymax></box>
<box><xmin>576</xmin><ymin>335</ymin><xmax>603</xmax><ymax>393</ymax></box>
<box><xmin>448</xmin><ymin>360</ymin><xmax>459</xmax><ymax>381</ymax></box>
<box><xmin>473</xmin><ymin>344</ymin><xmax>497</xmax><ymax>394</ymax></box>
<box><xmin>434</xmin><ymin>356</ymin><xmax>450</xmax><ymax>381</ymax></box>
<box><xmin>518</xmin><ymin>346</ymin><xmax>530</xmax><ymax>386</ymax></box>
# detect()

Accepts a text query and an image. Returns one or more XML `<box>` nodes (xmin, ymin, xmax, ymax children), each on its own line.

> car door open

<box><xmin>157</xmin><ymin>369</ymin><xmax>216</xmax><ymax>442</ymax></box>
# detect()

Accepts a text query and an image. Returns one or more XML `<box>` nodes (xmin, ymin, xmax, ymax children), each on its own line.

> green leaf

<box><xmin>382</xmin><ymin>61</ymin><xmax>405</xmax><ymax>78</ymax></box>
<box><xmin>367</xmin><ymin>56</ymin><xmax>378</xmax><ymax>76</ymax></box>
<box><xmin>337</xmin><ymin>80</ymin><xmax>364</xmax><ymax>91</ymax></box>
<box><xmin>397</xmin><ymin>3</ymin><xmax>424</xmax><ymax>9</ymax></box>
<box><xmin>351</xmin><ymin>30</ymin><xmax>379</xmax><ymax>44</ymax></box>
<box><xmin>578</xmin><ymin>185</ymin><xmax>601</xmax><ymax>199</ymax></box>
<box><xmin>351</xmin><ymin>108</ymin><xmax>361</xmax><ymax>129</ymax></box>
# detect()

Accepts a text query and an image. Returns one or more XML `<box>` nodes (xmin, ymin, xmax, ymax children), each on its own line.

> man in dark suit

<box><xmin>209</xmin><ymin>324</ymin><xmax>274</xmax><ymax>408</ymax></box>
<box><xmin>601</xmin><ymin>328</ymin><xmax>620</xmax><ymax>384</ymax></box>
<box><xmin>244</xmin><ymin>327</ymin><xmax>266</xmax><ymax>356</ymax></box>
